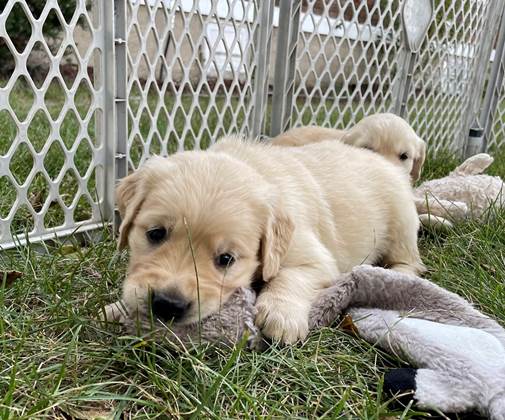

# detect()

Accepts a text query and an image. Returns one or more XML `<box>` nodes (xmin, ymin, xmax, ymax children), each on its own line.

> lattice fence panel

<box><xmin>406</xmin><ymin>0</ymin><xmax>494</xmax><ymax>153</ymax></box>
<box><xmin>125</xmin><ymin>0</ymin><xmax>268</xmax><ymax>171</ymax></box>
<box><xmin>290</xmin><ymin>0</ymin><xmax>403</xmax><ymax>130</ymax></box>
<box><xmin>0</xmin><ymin>0</ymin><xmax>106</xmax><ymax>248</ymax></box>
<box><xmin>488</xmin><ymin>63</ymin><xmax>505</xmax><ymax>151</ymax></box>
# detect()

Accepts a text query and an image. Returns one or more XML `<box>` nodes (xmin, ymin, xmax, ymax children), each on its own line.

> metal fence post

<box><xmin>113</xmin><ymin>0</ymin><xmax>128</xmax><ymax>231</ymax></box>
<box><xmin>250</xmin><ymin>0</ymin><xmax>274</xmax><ymax>139</ymax></box>
<box><xmin>474</xmin><ymin>3</ymin><xmax>505</xmax><ymax>154</ymax></box>
<box><xmin>463</xmin><ymin>0</ymin><xmax>504</xmax><ymax>157</ymax></box>
<box><xmin>103</xmin><ymin>0</ymin><xmax>127</xmax><ymax>230</ymax></box>
<box><xmin>393</xmin><ymin>0</ymin><xmax>433</xmax><ymax>118</ymax></box>
<box><xmin>270</xmin><ymin>0</ymin><xmax>301</xmax><ymax>137</ymax></box>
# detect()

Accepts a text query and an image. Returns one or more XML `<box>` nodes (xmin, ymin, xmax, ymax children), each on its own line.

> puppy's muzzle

<box><xmin>150</xmin><ymin>290</ymin><xmax>191</xmax><ymax>322</ymax></box>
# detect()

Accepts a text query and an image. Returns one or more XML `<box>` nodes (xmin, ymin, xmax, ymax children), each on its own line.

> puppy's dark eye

<box><xmin>146</xmin><ymin>227</ymin><xmax>167</xmax><ymax>244</ymax></box>
<box><xmin>399</xmin><ymin>153</ymin><xmax>409</xmax><ymax>161</ymax></box>
<box><xmin>215</xmin><ymin>253</ymin><xmax>235</xmax><ymax>269</ymax></box>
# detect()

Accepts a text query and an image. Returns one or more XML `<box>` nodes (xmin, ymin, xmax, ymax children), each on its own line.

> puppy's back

<box><xmin>212</xmin><ymin>137</ymin><xmax>413</xmax><ymax>220</ymax></box>
<box><xmin>271</xmin><ymin>126</ymin><xmax>346</xmax><ymax>147</ymax></box>
<box><xmin>212</xmin><ymin>137</ymin><xmax>418</xmax><ymax>271</ymax></box>
<box><xmin>212</xmin><ymin>136</ymin><xmax>409</xmax><ymax>195</ymax></box>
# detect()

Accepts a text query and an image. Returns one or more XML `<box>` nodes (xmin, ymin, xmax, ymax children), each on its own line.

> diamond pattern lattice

<box><xmin>125</xmin><ymin>0</ymin><xmax>267</xmax><ymax>169</ymax></box>
<box><xmin>488</xmin><ymin>73</ymin><xmax>505</xmax><ymax>151</ymax></box>
<box><xmin>0</xmin><ymin>0</ymin><xmax>105</xmax><ymax>247</ymax></box>
<box><xmin>1</xmin><ymin>0</ymin><xmax>503</xmax><ymax>250</ymax></box>
<box><xmin>406</xmin><ymin>0</ymin><xmax>494</xmax><ymax>153</ymax></box>
<box><xmin>290</xmin><ymin>0</ymin><xmax>403</xmax><ymax>130</ymax></box>
<box><xmin>288</xmin><ymin>0</ymin><xmax>499</xmax><ymax>155</ymax></box>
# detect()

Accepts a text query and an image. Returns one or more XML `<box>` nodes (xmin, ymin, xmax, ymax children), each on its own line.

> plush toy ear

<box><xmin>450</xmin><ymin>153</ymin><xmax>494</xmax><ymax>176</ymax></box>
<box><xmin>260</xmin><ymin>199</ymin><xmax>294</xmax><ymax>282</ymax></box>
<box><xmin>116</xmin><ymin>171</ymin><xmax>146</xmax><ymax>250</ymax></box>
<box><xmin>340</xmin><ymin>127</ymin><xmax>365</xmax><ymax>148</ymax></box>
<box><xmin>411</xmin><ymin>140</ymin><xmax>426</xmax><ymax>182</ymax></box>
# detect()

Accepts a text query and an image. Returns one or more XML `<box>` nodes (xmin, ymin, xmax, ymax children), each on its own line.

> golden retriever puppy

<box><xmin>271</xmin><ymin>113</ymin><xmax>427</xmax><ymax>182</ymax></box>
<box><xmin>116</xmin><ymin>136</ymin><xmax>424</xmax><ymax>344</ymax></box>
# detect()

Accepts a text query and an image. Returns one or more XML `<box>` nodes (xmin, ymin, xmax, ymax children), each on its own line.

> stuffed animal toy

<box><xmin>103</xmin><ymin>287</ymin><xmax>262</xmax><ymax>349</ymax></box>
<box><xmin>310</xmin><ymin>266</ymin><xmax>505</xmax><ymax>419</ymax></box>
<box><xmin>104</xmin><ymin>266</ymin><xmax>505</xmax><ymax>418</ymax></box>
<box><xmin>414</xmin><ymin>153</ymin><xmax>505</xmax><ymax>230</ymax></box>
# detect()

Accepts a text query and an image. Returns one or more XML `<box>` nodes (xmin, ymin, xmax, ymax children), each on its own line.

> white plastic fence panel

<box><xmin>488</xmin><ymin>85</ymin><xmax>505</xmax><ymax>151</ymax></box>
<box><xmin>405</xmin><ymin>0</ymin><xmax>496</xmax><ymax>153</ymax></box>
<box><xmin>125</xmin><ymin>0</ymin><xmax>268</xmax><ymax>171</ymax></box>
<box><xmin>0</xmin><ymin>0</ymin><xmax>106</xmax><ymax>248</ymax></box>
<box><xmin>289</xmin><ymin>0</ymin><xmax>404</xmax><ymax>130</ymax></box>
<box><xmin>287</xmin><ymin>0</ymin><xmax>499</xmax><ymax>154</ymax></box>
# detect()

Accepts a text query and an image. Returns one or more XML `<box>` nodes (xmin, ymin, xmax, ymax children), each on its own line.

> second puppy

<box><xmin>272</xmin><ymin>113</ymin><xmax>426</xmax><ymax>182</ymax></box>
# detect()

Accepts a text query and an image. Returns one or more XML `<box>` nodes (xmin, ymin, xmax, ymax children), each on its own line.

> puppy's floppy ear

<box><xmin>340</xmin><ymin>127</ymin><xmax>362</xmax><ymax>146</ymax></box>
<box><xmin>411</xmin><ymin>139</ymin><xmax>426</xmax><ymax>182</ymax></box>
<box><xmin>340</xmin><ymin>124</ymin><xmax>375</xmax><ymax>151</ymax></box>
<box><xmin>116</xmin><ymin>171</ymin><xmax>146</xmax><ymax>250</ymax></box>
<box><xmin>261</xmin><ymin>198</ymin><xmax>294</xmax><ymax>281</ymax></box>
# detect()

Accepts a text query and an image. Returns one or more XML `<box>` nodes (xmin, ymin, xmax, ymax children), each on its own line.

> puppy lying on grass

<box><xmin>116</xmin><ymin>136</ymin><xmax>424</xmax><ymax>344</ymax></box>
<box><xmin>271</xmin><ymin>113</ymin><xmax>427</xmax><ymax>182</ymax></box>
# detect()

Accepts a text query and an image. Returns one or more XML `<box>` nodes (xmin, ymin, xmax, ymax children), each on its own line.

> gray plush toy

<box><xmin>103</xmin><ymin>287</ymin><xmax>262</xmax><ymax>348</ymax></box>
<box><xmin>104</xmin><ymin>266</ymin><xmax>505</xmax><ymax>419</ymax></box>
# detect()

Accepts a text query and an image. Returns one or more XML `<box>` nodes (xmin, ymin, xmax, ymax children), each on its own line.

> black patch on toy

<box><xmin>383</xmin><ymin>368</ymin><xmax>417</xmax><ymax>406</ymax></box>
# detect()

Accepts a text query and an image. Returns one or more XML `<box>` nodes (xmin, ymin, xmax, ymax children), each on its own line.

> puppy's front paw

<box><xmin>255</xmin><ymin>293</ymin><xmax>310</xmax><ymax>344</ymax></box>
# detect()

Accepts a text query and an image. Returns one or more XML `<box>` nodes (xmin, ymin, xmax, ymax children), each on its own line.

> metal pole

<box><xmin>478</xmin><ymin>3</ymin><xmax>505</xmax><ymax>153</ymax></box>
<box><xmin>113</xmin><ymin>0</ymin><xmax>128</xmax><ymax>232</ymax></box>
<box><xmin>393</xmin><ymin>49</ymin><xmax>415</xmax><ymax>117</ymax></box>
<box><xmin>102</xmin><ymin>0</ymin><xmax>116</xmax><ymax>223</ymax></box>
<box><xmin>250</xmin><ymin>0</ymin><xmax>274</xmax><ymax>139</ymax></box>
<box><xmin>463</xmin><ymin>0</ymin><xmax>505</xmax><ymax>158</ymax></box>
<box><xmin>270</xmin><ymin>0</ymin><xmax>301</xmax><ymax>137</ymax></box>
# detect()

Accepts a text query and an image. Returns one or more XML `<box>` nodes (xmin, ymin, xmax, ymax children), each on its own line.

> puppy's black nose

<box><xmin>151</xmin><ymin>291</ymin><xmax>190</xmax><ymax>322</ymax></box>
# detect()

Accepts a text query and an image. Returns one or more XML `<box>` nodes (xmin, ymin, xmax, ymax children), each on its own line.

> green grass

<box><xmin>0</xmin><ymin>235</ymin><xmax>437</xmax><ymax>419</ymax></box>
<box><xmin>0</xmin><ymin>150</ymin><xmax>504</xmax><ymax>418</ymax></box>
<box><xmin>2</xmin><ymin>78</ymin><xmax>505</xmax><ymax>418</ymax></box>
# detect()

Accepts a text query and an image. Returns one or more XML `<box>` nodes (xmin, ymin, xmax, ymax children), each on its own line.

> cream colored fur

<box><xmin>116</xmin><ymin>136</ymin><xmax>424</xmax><ymax>344</ymax></box>
<box><xmin>271</xmin><ymin>126</ymin><xmax>347</xmax><ymax>147</ymax></box>
<box><xmin>271</xmin><ymin>113</ymin><xmax>427</xmax><ymax>182</ymax></box>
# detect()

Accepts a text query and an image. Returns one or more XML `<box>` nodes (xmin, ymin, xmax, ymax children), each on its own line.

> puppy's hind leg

<box><xmin>382</xmin><ymin>201</ymin><xmax>425</xmax><ymax>276</ymax></box>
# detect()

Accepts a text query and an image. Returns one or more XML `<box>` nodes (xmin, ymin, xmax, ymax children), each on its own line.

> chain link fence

<box><xmin>1</xmin><ymin>0</ymin><xmax>505</xmax><ymax>249</ymax></box>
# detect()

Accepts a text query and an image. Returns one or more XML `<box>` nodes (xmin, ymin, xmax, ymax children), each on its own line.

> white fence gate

<box><xmin>1</xmin><ymin>0</ymin><xmax>505</xmax><ymax>249</ymax></box>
